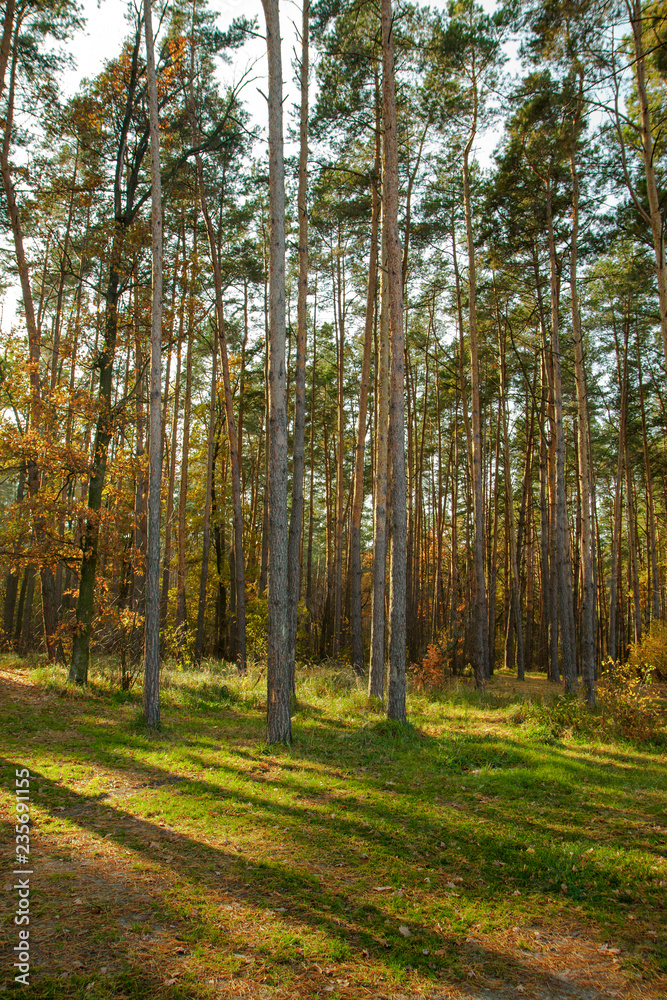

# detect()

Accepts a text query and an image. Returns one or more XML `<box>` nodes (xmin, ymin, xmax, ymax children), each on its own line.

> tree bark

<box><xmin>383</xmin><ymin>0</ymin><xmax>407</xmax><ymax>722</ymax></box>
<box><xmin>143</xmin><ymin>0</ymin><xmax>163</xmax><ymax>726</ymax></box>
<box><xmin>569</xmin><ymin>137</ymin><xmax>595</xmax><ymax>704</ymax></box>
<box><xmin>545</xmin><ymin>173</ymin><xmax>576</xmax><ymax>691</ymax></box>
<box><xmin>194</xmin><ymin>336</ymin><xmax>218</xmax><ymax>664</ymax></box>
<box><xmin>462</xmin><ymin>76</ymin><xmax>488</xmax><ymax>689</ymax></box>
<box><xmin>351</xmin><ymin>111</ymin><xmax>380</xmax><ymax>677</ymax></box>
<box><xmin>636</xmin><ymin>336</ymin><xmax>660</xmax><ymax>627</ymax></box>
<box><xmin>160</xmin><ymin>260</ymin><xmax>185</xmax><ymax>644</ymax></box>
<box><xmin>176</xmin><ymin>234</ymin><xmax>196</xmax><ymax>639</ymax></box>
<box><xmin>287</xmin><ymin>0</ymin><xmax>310</xmax><ymax>688</ymax></box>
<box><xmin>262</xmin><ymin>0</ymin><xmax>291</xmax><ymax>743</ymax></box>
<box><xmin>496</xmin><ymin>305</ymin><xmax>525</xmax><ymax>681</ymax></box>
<box><xmin>369</xmin><ymin>206</ymin><xmax>390</xmax><ymax>700</ymax></box>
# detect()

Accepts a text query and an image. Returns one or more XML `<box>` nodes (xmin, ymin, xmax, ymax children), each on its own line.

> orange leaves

<box><xmin>411</xmin><ymin>643</ymin><xmax>449</xmax><ymax>692</ymax></box>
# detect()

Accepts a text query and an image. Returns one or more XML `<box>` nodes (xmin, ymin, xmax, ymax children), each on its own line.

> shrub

<box><xmin>523</xmin><ymin>695</ymin><xmax>593</xmax><ymax>743</ymax></box>
<box><xmin>627</xmin><ymin>622</ymin><xmax>667</xmax><ymax>682</ymax></box>
<box><xmin>245</xmin><ymin>597</ymin><xmax>268</xmax><ymax>664</ymax></box>
<box><xmin>411</xmin><ymin>643</ymin><xmax>449</xmax><ymax>691</ymax></box>
<box><xmin>597</xmin><ymin>657</ymin><xmax>665</xmax><ymax>743</ymax></box>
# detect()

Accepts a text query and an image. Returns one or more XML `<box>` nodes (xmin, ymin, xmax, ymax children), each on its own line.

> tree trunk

<box><xmin>143</xmin><ymin>0</ymin><xmax>163</xmax><ymax>727</ymax></box>
<box><xmin>462</xmin><ymin>83</ymin><xmax>488</xmax><ymax>689</ymax></box>
<box><xmin>287</xmin><ymin>0</ymin><xmax>310</xmax><ymax>689</ymax></box>
<box><xmin>160</xmin><ymin>267</ymin><xmax>185</xmax><ymax>645</ymax></box>
<box><xmin>262</xmin><ymin>0</ymin><xmax>291</xmax><ymax>743</ymax></box>
<box><xmin>636</xmin><ymin>336</ymin><xmax>660</xmax><ymax>627</ymax></box>
<box><xmin>609</xmin><ymin>319</ymin><xmax>628</xmax><ymax>663</ymax></box>
<box><xmin>496</xmin><ymin>307</ymin><xmax>525</xmax><ymax>681</ymax></box>
<box><xmin>306</xmin><ymin>284</ymin><xmax>318</xmax><ymax>613</ymax></box>
<box><xmin>351</xmin><ymin>104</ymin><xmax>380</xmax><ymax>677</ymax></box>
<box><xmin>383</xmin><ymin>0</ymin><xmax>407</xmax><ymax>722</ymax></box>
<box><xmin>332</xmin><ymin>241</ymin><xmax>345</xmax><ymax>660</ymax></box>
<box><xmin>176</xmin><ymin>235</ymin><xmax>196</xmax><ymax>639</ymax></box>
<box><xmin>569</xmin><ymin>138</ymin><xmax>595</xmax><ymax>704</ymax></box>
<box><xmin>369</xmin><ymin>209</ymin><xmax>390</xmax><ymax>700</ymax></box>
<box><xmin>545</xmin><ymin>174</ymin><xmax>576</xmax><ymax>690</ymax></box>
<box><xmin>194</xmin><ymin>336</ymin><xmax>218</xmax><ymax>663</ymax></box>
<box><xmin>70</xmin><ymin>25</ymin><xmax>144</xmax><ymax>683</ymax></box>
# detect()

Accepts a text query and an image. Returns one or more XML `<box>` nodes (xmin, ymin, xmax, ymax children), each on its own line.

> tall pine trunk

<box><xmin>262</xmin><ymin>0</ymin><xmax>291</xmax><ymax>743</ymax></box>
<box><xmin>351</xmin><ymin>104</ymin><xmax>380</xmax><ymax>677</ymax></box>
<box><xmin>383</xmin><ymin>0</ymin><xmax>407</xmax><ymax>722</ymax></box>
<box><xmin>569</xmin><ymin>139</ymin><xmax>595</xmax><ymax>704</ymax></box>
<box><xmin>287</xmin><ymin>0</ymin><xmax>309</xmax><ymax>688</ymax></box>
<box><xmin>462</xmin><ymin>81</ymin><xmax>488</xmax><ymax>689</ymax></box>
<box><xmin>143</xmin><ymin>0</ymin><xmax>163</xmax><ymax>726</ymax></box>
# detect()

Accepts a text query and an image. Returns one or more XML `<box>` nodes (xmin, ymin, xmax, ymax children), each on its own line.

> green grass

<box><xmin>1</xmin><ymin>655</ymin><xmax>666</xmax><ymax>998</ymax></box>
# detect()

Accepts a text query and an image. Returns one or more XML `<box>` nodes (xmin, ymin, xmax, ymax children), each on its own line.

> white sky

<box><xmin>0</xmin><ymin>0</ymin><xmax>507</xmax><ymax>325</ymax></box>
<box><xmin>61</xmin><ymin>0</ymin><xmax>505</xmax><ymax>161</ymax></box>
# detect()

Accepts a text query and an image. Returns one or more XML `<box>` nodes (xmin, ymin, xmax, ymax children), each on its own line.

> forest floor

<box><xmin>1</xmin><ymin>656</ymin><xmax>666</xmax><ymax>1000</ymax></box>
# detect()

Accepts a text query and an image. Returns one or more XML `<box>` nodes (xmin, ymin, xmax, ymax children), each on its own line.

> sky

<box><xmin>61</xmin><ymin>0</ymin><xmax>509</xmax><ymax>162</ymax></box>
<box><xmin>0</xmin><ymin>0</ymin><xmax>509</xmax><ymax>325</ymax></box>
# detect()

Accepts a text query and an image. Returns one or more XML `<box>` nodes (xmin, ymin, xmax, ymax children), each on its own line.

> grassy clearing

<box><xmin>1</xmin><ymin>655</ymin><xmax>666</xmax><ymax>999</ymax></box>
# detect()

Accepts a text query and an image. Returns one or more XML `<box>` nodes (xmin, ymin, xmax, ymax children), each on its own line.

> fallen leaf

<box><xmin>373</xmin><ymin>886</ymin><xmax>393</xmax><ymax>892</ymax></box>
<box><xmin>399</xmin><ymin>925</ymin><xmax>411</xmax><ymax>937</ymax></box>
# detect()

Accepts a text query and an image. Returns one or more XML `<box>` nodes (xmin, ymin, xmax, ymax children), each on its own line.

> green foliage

<box><xmin>627</xmin><ymin>622</ymin><xmax>667</xmax><ymax>682</ymax></box>
<box><xmin>598</xmin><ymin>658</ymin><xmax>666</xmax><ymax>745</ymax></box>
<box><xmin>244</xmin><ymin>597</ymin><xmax>268</xmax><ymax>664</ymax></box>
<box><xmin>521</xmin><ymin>694</ymin><xmax>592</xmax><ymax>743</ymax></box>
<box><xmin>508</xmin><ymin>668</ymin><xmax>667</xmax><ymax>747</ymax></box>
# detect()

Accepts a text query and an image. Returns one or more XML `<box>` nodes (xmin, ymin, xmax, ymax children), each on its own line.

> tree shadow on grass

<box><xmin>1</xmin><ymin>670</ymin><xmax>666</xmax><ymax>996</ymax></box>
<box><xmin>0</xmin><ymin>757</ymin><xmax>635</xmax><ymax>1000</ymax></box>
